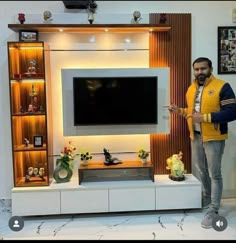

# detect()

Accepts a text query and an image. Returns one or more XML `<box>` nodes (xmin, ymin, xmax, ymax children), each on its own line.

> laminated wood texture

<box><xmin>149</xmin><ymin>13</ymin><xmax>192</xmax><ymax>174</ymax></box>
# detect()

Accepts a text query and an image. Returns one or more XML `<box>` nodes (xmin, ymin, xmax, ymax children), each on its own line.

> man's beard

<box><xmin>196</xmin><ymin>73</ymin><xmax>211</xmax><ymax>85</ymax></box>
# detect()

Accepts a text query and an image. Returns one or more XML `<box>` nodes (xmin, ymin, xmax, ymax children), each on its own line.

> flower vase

<box><xmin>141</xmin><ymin>158</ymin><xmax>147</xmax><ymax>164</ymax></box>
<box><xmin>81</xmin><ymin>159</ymin><xmax>89</xmax><ymax>166</ymax></box>
<box><xmin>53</xmin><ymin>159</ymin><xmax>73</xmax><ymax>183</ymax></box>
<box><xmin>18</xmin><ymin>13</ymin><xmax>25</xmax><ymax>24</ymax></box>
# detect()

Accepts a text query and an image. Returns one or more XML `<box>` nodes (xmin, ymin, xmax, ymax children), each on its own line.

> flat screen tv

<box><xmin>73</xmin><ymin>76</ymin><xmax>158</xmax><ymax>125</ymax></box>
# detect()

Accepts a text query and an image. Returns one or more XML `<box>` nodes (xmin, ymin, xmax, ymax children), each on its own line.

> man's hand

<box><xmin>163</xmin><ymin>104</ymin><xmax>179</xmax><ymax>113</ymax></box>
<box><xmin>192</xmin><ymin>112</ymin><xmax>203</xmax><ymax>123</ymax></box>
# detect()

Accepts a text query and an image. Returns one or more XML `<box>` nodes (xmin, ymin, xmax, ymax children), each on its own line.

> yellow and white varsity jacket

<box><xmin>178</xmin><ymin>75</ymin><xmax>236</xmax><ymax>142</ymax></box>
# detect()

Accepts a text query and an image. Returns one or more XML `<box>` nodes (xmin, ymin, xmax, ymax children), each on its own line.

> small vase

<box><xmin>18</xmin><ymin>13</ymin><xmax>25</xmax><ymax>24</ymax></box>
<box><xmin>81</xmin><ymin>159</ymin><xmax>89</xmax><ymax>166</ymax></box>
<box><xmin>141</xmin><ymin>158</ymin><xmax>147</xmax><ymax>164</ymax></box>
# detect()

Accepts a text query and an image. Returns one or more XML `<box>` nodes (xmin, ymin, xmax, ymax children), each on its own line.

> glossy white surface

<box><xmin>0</xmin><ymin>198</ymin><xmax>235</xmax><ymax>240</ymax></box>
<box><xmin>11</xmin><ymin>174</ymin><xmax>201</xmax><ymax>216</ymax></box>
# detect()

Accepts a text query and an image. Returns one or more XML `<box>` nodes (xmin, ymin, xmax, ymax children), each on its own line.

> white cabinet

<box><xmin>12</xmin><ymin>189</ymin><xmax>60</xmax><ymax>216</ymax></box>
<box><xmin>155</xmin><ymin>174</ymin><xmax>201</xmax><ymax>210</ymax></box>
<box><xmin>109</xmin><ymin>187</ymin><xmax>155</xmax><ymax>212</ymax></box>
<box><xmin>61</xmin><ymin>189</ymin><xmax>108</xmax><ymax>214</ymax></box>
<box><xmin>11</xmin><ymin>174</ymin><xmax>201</xmax><ymax>216</ymax></box>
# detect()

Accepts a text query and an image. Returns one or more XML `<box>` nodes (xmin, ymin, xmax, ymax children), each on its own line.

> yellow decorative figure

<box><xmin>166</xmin><ymin>151</ymin><xmax>186</xmax><ymax>181</ymax></box>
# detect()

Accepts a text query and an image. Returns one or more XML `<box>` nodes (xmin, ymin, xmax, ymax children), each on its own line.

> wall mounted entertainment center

<box><xmin>8</xmin><ymin>21</ymin><xmax>199</xmax><ymax>216</ymax></box>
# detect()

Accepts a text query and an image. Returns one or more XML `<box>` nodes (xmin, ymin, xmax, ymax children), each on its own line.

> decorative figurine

<box><xmin>25</xmin><ymin>167</ymin><xmax>45</xmax><ymax>182</ymax></box>
<box><xmin>132</xmin><ymin>11</ymin><xmax>142</xmax><ymax>24</ymax></box>
<box><xmin>24</xmin><ymin>138</ymin><xmax>30</xmax><ymax>147</ymax></box>
<box><xmin>43</xmin><ymin>10</ymin><xmax>53</xmax><ymax>24</ymax></box>
<box><xmin>166</xmin><ymin>151</ymin><xmax>186</xmax><ymax>181</ymax></box>
<box><xmin>28</xmin><ymin>84</ymin><xmax>40</xmax><ymax>112</ymax></box>
<box><xmin>27</xmin><ymin>167</ymin><xmax>34</xmax><ymax>176</ymax></box>
<box><xmin>39</xmin><ymin>167</ymin><xmax>45</xmax><ymax>177</ymax></box>
<box><xmin>103</xmin><ymin>148</ymin><xmax>122</xmax><ymax>166</ymax></box>
<box><xmin>28</xmin><ymin>104</ymin><xmax>33</xmax><ymax>112</ymax></box>
<box><xmin>33</xmin><ymin>167</ymin><xmax>38</xmax><ymax>176</ymax></box>
<box><xmin>159</xmin><ymin>13</ymin><xmax>167</xmax><ymax>24</ymax></box>
<box><xmin>27</xmin><ymin>59</ymin><xmax>37</xmax><ymax>74</ymax></box>
<box><xmin>39</xmin><ymin>105</ymin><xmax>44</xmax><ymax>112</ymax></box>
<box><xmin>20</xmin><ymin>106</ymin><xmax>24</xmax><ymax>113</ymax></box>
<box><xmin>18</xmin><ymin>13</ymin><xmax>25</xmax><ymax>24</ymax></box>
<box><xmin>31</xmin><ymin>96</ymin><xmax>40</xmax><ymax>112</ymax></box>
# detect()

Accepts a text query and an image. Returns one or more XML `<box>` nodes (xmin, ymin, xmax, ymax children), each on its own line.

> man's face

<box><xmin>193</xmin><ymin>61</ymin><xmax>212</xmax><ymax>85</ymax></box>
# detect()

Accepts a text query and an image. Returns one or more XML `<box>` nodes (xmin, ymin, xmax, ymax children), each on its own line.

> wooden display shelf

<box><xmin>16</xmin><ymin>176</ymin><xmax>48</xmax><ymax>187</ymax></box>
<box><xmin>8</xmin><ymin>24</ymin><xmax>171</xmax><ymax>33</ymax></box>
<box><xmin>12</xmin><ymin>112</ymin><xmax>46</xmax><ymax>116</ymax></box>
<box><xmin>13</xmin><ymin>144</ymin><xmax>47</xmax><ymax>151</ymax></box>
<box><xmin>78</xmin><ymin>160</ymin><xmax>154</xmax><ymax>184</ymax></box>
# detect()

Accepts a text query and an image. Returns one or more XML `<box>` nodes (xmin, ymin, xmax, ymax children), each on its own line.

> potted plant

<box><xmin>138</xmin><ymin>148</ymin><xmax>149</xmax><ymax>164</ymax></box>
<box><xmin>53</xmin><ymin>141</ymin><xmax>77</xmax><ymax>183</ymax></box>
<box><xmin>80</xmin><ymin>150</ymin><xmax>93</xmax><ymax>166</ymax></box>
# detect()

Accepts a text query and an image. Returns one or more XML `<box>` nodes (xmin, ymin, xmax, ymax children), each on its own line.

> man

<box><xmin>167</xmin><ymin>57</ymin><xmax>236</xmax><ymax>228</ymax></box>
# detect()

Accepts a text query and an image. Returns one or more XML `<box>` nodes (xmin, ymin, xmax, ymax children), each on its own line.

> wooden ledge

<box><xmin>8</xmin><ymin>24</ymin><xmax>171</xmax><ymax>33</ymax></box>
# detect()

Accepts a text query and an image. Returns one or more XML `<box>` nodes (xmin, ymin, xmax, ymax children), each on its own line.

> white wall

<box><xmin>1</xmin><ymin>1</ymin><xmax>236</xmax><ymax>199</ymax></box>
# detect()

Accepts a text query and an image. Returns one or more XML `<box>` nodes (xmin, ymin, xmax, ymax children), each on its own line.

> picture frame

<box><xmin>33</xmin><ymin>136</ymin><xmax>43</xmax><ymax>147</ymax></box>
<box><xmin>218</xmin><ymin>26</ymin><xmax>236</xmax><ymax>74</ymax></box>
<box><xmin>19</xmin><ymin>30</ymin><xmax>38</xmax><ymax>42</ymax></box>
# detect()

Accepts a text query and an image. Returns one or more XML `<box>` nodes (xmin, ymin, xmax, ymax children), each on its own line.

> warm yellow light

<box><xmin>11</xmin><ymin>79</ymin><xmax>44</xmax><ymax>83</ymax></box>
<box><xmin>9</xmin><ymin>47</ymin><xmax>43</xmax><ymax>50</ymax></box>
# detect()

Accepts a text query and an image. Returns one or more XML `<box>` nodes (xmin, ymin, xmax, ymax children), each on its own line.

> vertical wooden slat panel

<box><xmin>149</xmin><ymin>13</ymin><xmax>192</xmax><ymax>174</ymax></box>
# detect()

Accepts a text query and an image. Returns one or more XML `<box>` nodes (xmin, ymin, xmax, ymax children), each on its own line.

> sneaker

<box><xmin>201</xmin><ymin>209</ymin><xmax>218</xmax><ymax>229</ymax></box>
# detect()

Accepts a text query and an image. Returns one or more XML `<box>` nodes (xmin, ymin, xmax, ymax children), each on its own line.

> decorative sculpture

<box><xmin>166</xmin><ymin>151</ymin><xmax>186</xmax><ymax>181</ymax></box>
<box><xmin>103</xmin><ymin>148</ymin><xmax>122</xmax><ymax>166</ymax></box>
<box><xmin>132</xmin><ymin>11</ymin><xmax>142</xmax><ymax>23</ymax></box>
<box><xmin>18</xmin><ymin>13</ymin><xmax>25</xmax><ymax>24</ymax></box>
<box><xmin>159</xmin><ymin>13</ymin><xmax>167</xmax><ymax>24</ymax></box>
<box><xmin>25</xmin><ymin>166</ymin><xmax>45</xmax><ymax>182</ymax></box>
<box><xmin>27</xmin><ymin>59</ymin><xmax>37</xmax><ymax>74</ymax></box>
<box><xmin>43</xmin><ymin>10</ymin><xmax>53</xmax><ymax>24</ymax></box>
<box><xmin>24</xmin><ymin>138</ymin><xmax>30</xmax><ymax>147</ymax></box>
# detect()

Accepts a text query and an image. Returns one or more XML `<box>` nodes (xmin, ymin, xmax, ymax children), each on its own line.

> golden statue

<box><xmin>166</xmin><ymin>151</ymin><xmax>186</xmax><ymax>181</ymax></box>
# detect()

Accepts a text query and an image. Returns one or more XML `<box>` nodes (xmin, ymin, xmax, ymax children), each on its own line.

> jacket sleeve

<box><xmin>205</xmin><ymin>83</ymin><xmax>236</xmax><ymax>123</ymax></box>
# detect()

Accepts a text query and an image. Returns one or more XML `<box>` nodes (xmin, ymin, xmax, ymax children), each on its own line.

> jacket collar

<box><xmin>193</xmin><ymin>74</ymin><xmax>215</xmax><ymax>87</ymax></box>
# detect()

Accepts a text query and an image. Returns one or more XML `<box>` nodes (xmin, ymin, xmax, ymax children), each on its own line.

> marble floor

<box><xmin>0</xmin><ymin>198</ymin><xmax>236</xmax><ymax>240</ymax></box>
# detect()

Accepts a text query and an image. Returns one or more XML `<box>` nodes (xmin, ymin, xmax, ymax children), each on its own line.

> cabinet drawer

<box><xmin>109</xmin><ymin>187</ymin><xmax>155</xmax><ymax>212</ymax></box>
<box><xmin>12</xmin><ymin>190</ymin><xmax>60</xmax><ymax>216</ymax></box>
<box><xmin>156</xmin><ymin>186</ymin><xmax>201</xmax><ymax>210</ymax></box>
<box><xmin>61</xmin><ymin>189</ymin><xmax>108</xmax><ymax>214</ymax></box>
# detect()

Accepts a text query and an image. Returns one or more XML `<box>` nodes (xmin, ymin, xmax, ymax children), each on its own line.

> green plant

<box><xmin>138</xmin><ymin>148</ymin><xmax>149</xmax><ymax>160</ymax></box>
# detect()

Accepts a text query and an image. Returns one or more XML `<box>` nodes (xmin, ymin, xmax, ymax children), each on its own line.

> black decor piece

<box><xmin>103</xmin><ymin>148</ymin><xmax>122</xmax><ymax>166</ymax></box>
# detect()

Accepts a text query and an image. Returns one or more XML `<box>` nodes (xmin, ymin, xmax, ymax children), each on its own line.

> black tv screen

<box><xmin>73</xmin><ymin>76</ymin><xmax>158</xmax><ymax>125</ymax></box>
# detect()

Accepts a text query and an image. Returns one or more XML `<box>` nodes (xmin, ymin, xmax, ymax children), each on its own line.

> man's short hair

<box><xmin>192</xmin><ymin>57</ymin><xmax>212</xmax><ymax>69</ymax></box>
